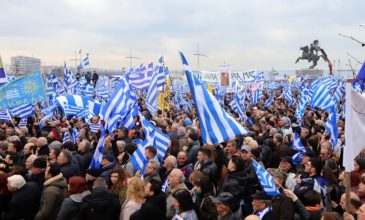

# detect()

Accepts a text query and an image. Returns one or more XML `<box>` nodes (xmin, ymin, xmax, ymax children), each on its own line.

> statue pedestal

<box><xmin>296</xmin><ymin>69</ymin><xmax>323</xmax><ymax>79</ymax></box>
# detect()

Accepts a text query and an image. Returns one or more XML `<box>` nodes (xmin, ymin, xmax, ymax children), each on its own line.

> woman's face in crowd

<box><xmin>358</xmin><ymin>179</ymin><xmax>365</xmax><ymax>196</ymax></box>
<box><xmin>110</xmin><ymin>173</ymin><xmax>118</xmax><ymax>185</ymax></box>
<box><xmin>354</xmin><ymin>161</ymin><xmax>360</xmax><ymax>172</ymax></box>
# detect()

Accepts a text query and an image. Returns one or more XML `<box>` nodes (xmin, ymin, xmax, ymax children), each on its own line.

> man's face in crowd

<box><xmin>145</xmin><ymin>163</ymin><xmax>155</xmax><ymax>175</ymax></box>
<box><xmin>177</xmin><ymin>152</ymin><xmax>187</xmax><ymax>166</ymax></box>
<box><xmin>197</xmin><ymin>151</ymin><xmax>205</xmax><ymax>163</ymax></box>
<box><xmin>241</xmin><ymin>150</ymin><xmax>251</xmax><ymax>160</ymax></box>
<box><xmin>8</xmin><ymin>143</ymin><xmax>16</xmax><ymax>153</ymax></box>
<box><xmin>356</xmin><ymin>204</ymin><xmax>365</xmax><ymax>220</ymax></box>
<box><xmin>279</xmin><ymin>160</ymin><xmax>291</xmax><ymax>172</ymax></box>
<box><xmin>252</xmin><ymin>199</ymin><xmax>267</xmax><ymax>212</ymax></box>
<box><xmin>226</xmin><ymin>142</ymin><xmax>237</xmax><ymax>155</ymax></box>
<box><xmin>23</xmin><ymin>144</ymin><xmax>33</xmax><ymax>155</ymax></box>
<box><xmin>25</xmin><ymin>157</ymin><xmax>34</xmax><ymax>170</ymax></box>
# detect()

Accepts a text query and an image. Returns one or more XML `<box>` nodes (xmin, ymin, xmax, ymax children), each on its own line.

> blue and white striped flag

<box><xmin>119</xmin><ymin>103</ymin><xmax>138</xmax><ymax>130</ymax></box>
<box><xmin>64</xmin><ymin>65</ymin><xmax>77</xmax><ymax>88</ymax></box>
<box><xmin>0</xmin><ymin>110</ymin><xmax>11</xmax><ymax>121</ymax></box>
<box><xmin>292</xmin><ymin>152</ymin><xmax>303</xmax><ymax>165</ymax></box>
<box><xmin>324</xmin><ymin>105</ymin><xmax>338</xmax><ymax>149</ymax></box>
<box><xmin>130</xmin><ymin>140</ymin><xmax>148</xmax><ymax>172</ymax></box>
<box><xmin>263</xmin><ymin>95</ymin><xmax>274</xmax><ymax>109</ymax></box>
<box><xmin>84</xmin><ymin>84</ymin><xmax>94</xmax><ymax>97</ymax></box>
<box><xmin>128</xmin><ymin>63</ymin><xmax>154</xmax><ymax>90</ymax></box>
<box><xmin>79</xmin><ymin>56</ymin><xmax>90</xmax><ymax>69</ymax></box>
<box><xmin>101</xmin><ymin>76</ymin><xmax>137</xmax><ymax>130</ymax></box>
<box><xmin>89</xmin><ymin>123</ymin><xmax>101</xmax><ymax>133</ymax></box>
<box><xmin>311</xmin><ymin>84</ymin><xmax>335</xmax><ymax>111</ymax></box>
<box><xmin>63</xmin><ymin>131</ymin><xmax>71</xmax><ymax>143</ymax></box>
<box><xmin>56</xmin><ymin>95</ymin><xmax>88</xmax><ymax>116</ymax></box>
<box><xmin>230</xmin><ymin>94</ymin><xmax>246</xmax><ymax>121</ymax></box>
<box><xmin>89</xmin><ymin>131</ymin><xmax>106</xmax><ymax>169</ymax></box>
<box><xmin>333</xmin><ymin>83</ymin><xmax>345</xmax><ymax>104</ymax></box>
<box><xmin>251</xmin><ymin>88</ymin><xmax>263</xmax><ymax>105</ymax></box>
<box><xmin>283</xmin><ymin>87</ymin><xmax>294</xmax><ymax>105</ymax></box>
<box><xmin>293</xmin><ymin>132</ymin><xmax>306</xmax><ymax>153</ymax></box>
<box><xmin>252</xmin><ymin>159</ymin><xmax>281</xmax><ymax>196</ymax></box>
<box><xmin>18</xmin><ymin>118</ymin><xmax>27</xmax><ymax>127</ymax></box>
<box><xmin>10</xmin><ymin>104</ymin><xmax>34</xmax><ymax>118</ymax></box>
<box><xmin>180</xmin><ymin>52</ymin><xmax>248</xmax><ymax>144</ymax></box>
<box><xmin>72</xmin><ymin>128</ymin><xmax>80</xmax><ymax>144</ymax></box>
<box><xmin>146</xmin><ymin>58</ymin><xmax>165</xmax><ymax>115</ymax></box>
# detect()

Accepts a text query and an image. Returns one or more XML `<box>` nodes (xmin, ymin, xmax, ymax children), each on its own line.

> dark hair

<box><xmin>195</xmin><ymin>176</ymin><xmax>213</xmax><ymax>195</ymax></box>
<box><xmin>309</xmin><ymin>157</ymin><xmax>323</xmax><ymax>176</ymax></box>
<box><xmin>107</xmin><ymin>169</ymin><xmax>127</xmax><ymax>193</ymax></box>
<box><xmin>355</xmin><ymin>155</ymin><xmax>365</xmax><ymax>171</ymax></box>
<box><xmin>145</xmin><ymin>146</ymin><xmax>157</xmax><ymax>157</ymax></box>
<box><xmin>68</xmin><ymin>176</ymin><xmax>88</xmax><ymax>195</ymax></box>
<box><xmin>7</xmin><ymin>153</ymin><xmax>19</xmax><ymax>165</ymax></box>
<box><xmin>198</xmin><ymin>147</ymin><xmax>211</xmax><ymax>158</ymax></box>
<box><xmin>322</xmin><ymin>167</ymin><xmax>338</xmax><ymax>186</ymax></box>
<box><xmin>48</xmin><ymin>163</ymin><xmax>61</xmax><ymax>177</ymax></box>
<box><xmin>10</xmin><ymin>140</ymin><xmax>22</xmax><ymax>152</ymax></box>
<box><xmin>303</xmin><ymin>190</ymin><xmax>321</xmax><ymax>206</ymax></box>
<box><xmin>61</xmin><ymin>141</ymin><xmax>76</xmax><ymax>152</ymax></box>
<box><xmin>148</xmin><ymin>179</ymin><xmax>162</xmax><ymax>195</ymax></box>
<box><xmin>230</xmin><ymin>156</ymin><xmax>244</xmax><ymax>172</ymax></box>
<box><xmin>125</xmin><ymin>143</ymin><xmax>137</xmax><ymax>155</ymax></box>
<box><xmin>172</xmin><ymin>189</ymin><xmax>195</xmax><ymax>213</ymax></box>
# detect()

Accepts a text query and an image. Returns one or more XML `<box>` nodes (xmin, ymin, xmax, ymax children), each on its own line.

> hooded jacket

<box><xmin>35</xmin><ymin>173</ymin><xmax>67</xmax><ymax>220</ymax></box>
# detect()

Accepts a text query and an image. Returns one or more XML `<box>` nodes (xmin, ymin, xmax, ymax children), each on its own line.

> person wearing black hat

<box><xmin>212</xmin><ymin>192</ymin><xmax>242</xmax><ymax>220</ymax></box>
<box><xmin>251</xmin><ymin>191</ymin><xmax>273</xmax><ymax>220</ymax></box>
<box><xmin>99</xmin><ymin>153</ymin><xmax>117</xmax><ymax>179</ymax></box>
<box><xmin>29</xmin><ymin>157</ymin><xmax>47</xmax><ymax>189</ymax></box>
<box><xmin>279</xmin><ymin>156</ymin><xmax>296</xmax><ymax>191</ymax></box>
<box><xmin>186</xmin><ymin>132</ymin><xmax>200</xmax><ymax>165</ymax></box>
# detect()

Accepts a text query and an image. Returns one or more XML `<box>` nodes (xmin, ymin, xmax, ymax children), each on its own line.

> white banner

<box><xmin>231</xmin><ymin>69</ymin><xmax>257</xmax><ymax>83</ymax></box>
<box><xmin>200</xmin><ymin>71</ymin><xmax>219</xmax><ymax>84</ymax></box>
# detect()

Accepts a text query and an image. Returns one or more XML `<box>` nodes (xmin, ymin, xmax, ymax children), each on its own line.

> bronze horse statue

<box><xmin>295</xmin><ymin>40</ymin><xmax>332</xmax><ymax>71</ymax></box>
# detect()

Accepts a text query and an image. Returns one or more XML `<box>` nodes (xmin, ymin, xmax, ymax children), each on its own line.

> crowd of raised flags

<box><xmin>1</xmin><ymin>51</ymin><xmax>365</xmax><ymax>219</ymax></box>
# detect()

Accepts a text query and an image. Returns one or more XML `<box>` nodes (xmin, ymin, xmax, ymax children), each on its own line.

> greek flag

<box><xmin>119</xmin><ymin>103</ymin><xmax>138</xmax><ymax>130</ymax></box>
<box><xmin>72</xmin><ymin>128</ymin><xmax>80</xmax><ymax>144</ymax></box>
<box><xmin>324</xmin><ymin>105</ymin><xmax>338</xmax><ymax>149</ymax></box>
<box><xmin>311</xmin><ymin>84</ymin><xmax>334</xmax><ymax>111</ymax></box>
<box><xmin>18</xmin><ymin>118</ymin><xmax>27</xmax><ymax>127</ymax></box>
<box><xmin>292</xmin><ymin>152</ymin><xmax>303</xmax><ymax>165</ymax></box>
<box><xmin>263</xmin><ymin>95</ymin><xmax>274</xmax><ymax>109</ymax></box>
<box><xmin>89</xmin><ymin>123</ymin><xmax>101</xmax><ymax>133</ymax></box>
<box><xmin>64</xmin><ymin>65</ymin><xmax>77</xmax><ymax>88</ymax></box>
<box><xmin>56</xmin><ymin>95</ymin><xmax>88</xmax><ymax>116</ymax></box>
<box><xmin>89</xmin><ymin>131</ymin><xmax>106</xmax><ymax>169</ymax></box>
<box><xmin>79</xmin><ymin>56</ymin><xmax>90</xmax><ymax>69</ymax></box>
<box><xmin>84</xmin><ymin>84</ymin><xmax>94</xmax><ymax>97</ymax></box>
<box><xmin>293</xmin><ymin>132</ymin><xmax>306</xmax><ymax>153</ymax></box>
<box><xmin>333</xmin><ymin>83</ymin><xmax>345</xmax><ymax>104</ymax></box>
<box><xmin>146</xmin><ymin>59</ymin><xmax>164</xmax><ymax>115</ymax></box>
<box><xmin>161</xmin><ymin>179</ymin><xmax>170</xmax><ymax>193</ymax></box>
<box><xmin>230</xmin><ymin>94</ymin><xmax>246</xmax><ymax>121</ymax></box>
<box><xmin>155</xmin><ymin>56</ymin><xmax>168</xmax><ymax>87</ymax></box>
<box><xmin>180</xmin><ymin>52</ymin><xmax>248</xmax><ymax>144</ymax></box>
<box><xmin>283</xmin><ymin>87</ymin><xmax>294</xmax><ymax>105</ymax></box>
<box><xmin>142</xmin><ymin>118</ymin><xmax>170</xmax><ymax>160</ymax></box>
<box><xmin>39</xmin><ymin>113</ymin><xmax>53</xmax><ymax>129</ymax></box>
<box><xmin>63</xmin><ymin>131</ymin><xmax>71</xmax><ymax>143</ymax></box>
<box><xmin>10</xmin><ymin>104</ymin><xmax>34</xmax><ymax>118</ymax></box>
<box><xmin>128</xmin><ymin>63</ymin><xmax>154</xmax><ymax>90</ymax></box>
<box><xmin>0</xmin><ymin>110</ymin><xmax>11</xmax><ymax>121</ymax></box>
<box><xmin>252</xmin><ymin>159</ymin><xmax>281</xmax><ymax>196</ymax></box>
<box><xmin>251</xmin><ymin>88</ymin><xmax>263</xmax><ymax>105</ymax></box>
<box><xmin>101</xmin><ymin>76</ymin><xmax>137</xmax><ymax>129</ymax></box>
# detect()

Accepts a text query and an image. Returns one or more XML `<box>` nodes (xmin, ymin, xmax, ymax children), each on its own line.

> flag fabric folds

<box><xmin>79</xmin><ymin>56</ymin><xmax>90</xmax><ymax>70</ymax></box>
<box><xmin>18</xmin><ymin>118</ymin><xmax>27</xmax><ymax>127</ymax></box>
<box><xmin>89</xmin><ymin>131</ymin><xmax>106</xmax><ymax>169</ymax></box>
<box><xmin>180</xmin><ymin>52</ymin><xmax>248</xmax><ymax>144</ymax></box>
<box><xmin>0</xmin><ymin>71</ymin><xmax>47</xmax><ymax>110</ymax></box>
<box><xmin>252</xmin><ymin>159</ymin><xmax>281</xmax><ymax>196</ymax></box>
<box><xmin>344</xmin><ymin>83</ymin><xmax>365</xmax><ymax>171</ymax></box>
<box><xmin>311</xmin><ymin>84</ymin><xmax>334</xmax><ymax>111</ymax></box>
<box><xmin>324</xmin><ymin>105</ymin><xmax>338</xmax><ymax>149</ymax></box>
<box><xmin>10</xmin><ymin>104</ymin><xmax>34</xmax><ymax>118</ymax></box>
<box><xmin>292</xmin><ymin>132</ymin><xmax>306</xmax><ymax>153</ymax></box>
<box><xmin>0</xmin><ymin>110</ymin><xmax>11</xmax><ymax>121</ymax></box>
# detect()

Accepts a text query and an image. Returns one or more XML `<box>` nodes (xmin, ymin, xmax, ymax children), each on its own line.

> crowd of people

<box><xmin>0</xmin><ymin>86</ymin><xmax>364</xmax><ymax>220</ymax></box>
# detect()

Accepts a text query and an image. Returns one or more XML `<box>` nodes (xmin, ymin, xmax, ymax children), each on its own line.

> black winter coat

<box><xmin>5</xmin><ymin>182</ymin><xmax>41</xmax><ymax>220</ymax></box>
<box><xmin>221</xmin><ymin>171</ymin><xmax>247</xmax><ymax>200</ymax></box>
<box><xmin>80</xmin><ymin>187</ymin><xmax>120</xmax><ymax>220</ymax></box>
<box><xmin>130</xmin><ymin>193</ymin><xmax>166</xmax><ymax>220</ymax></box>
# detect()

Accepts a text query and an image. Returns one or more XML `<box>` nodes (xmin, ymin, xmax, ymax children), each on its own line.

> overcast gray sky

<box><xmin>0</xmin><ymin>0</ymin><xmax>364</xmax><ymax>71</ymax></box>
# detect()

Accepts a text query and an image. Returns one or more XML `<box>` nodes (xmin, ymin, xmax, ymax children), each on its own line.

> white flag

<box><xmin>344</xmin><ymin>83</ymin><xmax>365</xmax><ymax>171</ymax></box>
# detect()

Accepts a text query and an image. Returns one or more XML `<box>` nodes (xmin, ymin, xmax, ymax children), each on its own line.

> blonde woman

<box><xmin>119</xmin><ymin>177</ymin><xmax>145</xmax><ymax>220</ymax></box>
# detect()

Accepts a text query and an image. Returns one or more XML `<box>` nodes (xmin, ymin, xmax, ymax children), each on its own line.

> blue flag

<box><xmin>252</xmin><ymin>159</ymin><xmax>281</xmax><ymax>196</ymax></box>
<box><xmin>0</xmin><ymin>71</ymin><xmax>46</xmax><ymax>110</ymax></box>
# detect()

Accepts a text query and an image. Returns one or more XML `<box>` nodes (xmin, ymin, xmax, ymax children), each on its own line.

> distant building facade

<box><xmin>10</xmin><ymin>56</ymin><xmax>41</xmax><ymax>75</ymax></box>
